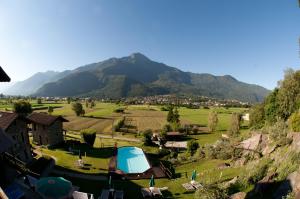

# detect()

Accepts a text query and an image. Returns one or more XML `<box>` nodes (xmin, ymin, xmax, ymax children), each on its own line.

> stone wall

<box><xmin>32</xmin><ymin>120</ymin><xmax>64</xmax><ymax>146</ymax></box>
<box><xmin>6</xmin><ymin>119</ymin><xmax>32</xmax><ymax>163</ymax></box>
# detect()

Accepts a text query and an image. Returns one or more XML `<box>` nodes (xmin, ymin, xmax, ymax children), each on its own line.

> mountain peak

<box><xmin>129</xmin><ymin>52</ymin><xmax>150</xmax><ymax>61</ymax></box>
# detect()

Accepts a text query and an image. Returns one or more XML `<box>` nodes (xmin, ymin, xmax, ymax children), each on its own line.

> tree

<box><xmin>13</xmin><ymin>101</ymin><xmax>32</xmax><ymax>115</ymax></box>
<box><xmin>249</xmin><ymin>104</ymin><xmax>265</xmax><ymax>129</ymax></box>
<box><xmin>264</xmin><ymin>88</ymin><xmax>279</xmax><ymax>124</ymax></box>
<box><xmin>80</xmin><ymin>129</ymin><xmax>96</xmax><ymax>147</ymax></box>
<box><xmin>167</xmin><ymin>107</ymin><xmax>174</xmax><ymax>123</ymax></box>
<box><xmin>85</xmin><ymin>101</ymin><xmax>89</xmax><ymax>108</ymax></box>
<box><xmin>228</xmin><ymin>113</ymin><xmax>241</xmax><ymax>136</ymax></box>
<box><xmin>277</xmin><ymin>69</ymin><xmax>300</xmax><ymax>120</ymax></box>
<box><xmin>208</xmin><ymin>111</ymin><xmax>218</xmax><ymax>132</ymax></box>
<box><xmin>90</xmin><ymin>101</ymin><xmax>96</xmax><ymax>108</ymax></box>
<box><xmin>67</xmin><ymin>97</ymin><xmax>71</xmax><ymax>104</ymax></box>
<box><xmin>142</xmin><ymin>129</ymin><xmax>153</xmax><ymax>146</ymax></box>
<box><xmin>173</xmin><ymin>108</ymin><xmax>180</xmax><ymax>123</ymax></box>
<box><xmin>48</xmin><ymin>106</ymin><xmax>54</xmax><ymax>115</ymax></box>
<box><xmin>187</xmin><ymin>140</ymin><xmax>199</xmax><ymax>156</ymax></box>
<box><xmin>37</xmin><ymin>98</ymin><xmax>42</xmax><ymax>104</ymax></box>
<box><xmin>72</xmin><ymin>102</ymin><xmax>85</xmax><ymax>116</ymax></box>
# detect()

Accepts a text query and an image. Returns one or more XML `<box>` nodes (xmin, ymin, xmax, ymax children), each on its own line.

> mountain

<box><xmin>4</xmin><ymin>71</ymin><xmax>68</xmax><ymax>96</ymax></box>
<box><xmin>32</xmin><ymin>53</ymin><xmax>269</xmax><ymax>102</ymax></box>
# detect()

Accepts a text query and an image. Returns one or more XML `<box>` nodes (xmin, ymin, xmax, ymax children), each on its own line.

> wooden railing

<box><xmin>159</xmin><ymin>161</ymin><xmax>173</xmax><ymax>179</ymax></box>
<box><xmin>2</xmin><ymin>152</ymin><xmax>40</xmax><ymax>178</ymax></box>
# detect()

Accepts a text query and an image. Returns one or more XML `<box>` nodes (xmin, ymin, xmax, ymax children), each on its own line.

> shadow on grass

<box><xmin>50</xmin><ymin>141</ymin><xmax>114</xmax><ymax>159</ymax></box>
<box><xmin>228</xmin><ymin>180</ymin><xmax>291</xmax><ymax>199</ymax></box>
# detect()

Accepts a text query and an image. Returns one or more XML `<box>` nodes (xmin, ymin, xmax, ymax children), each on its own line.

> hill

<box><xmin>11</xmin><ymin>53</ymin><xmax>269</xmax><ymax>102</ymax></box>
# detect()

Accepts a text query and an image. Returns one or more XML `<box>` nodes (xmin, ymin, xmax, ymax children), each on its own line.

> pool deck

<box><xmin>108</xmin><ymin>147</ymin><xmax>166</xmax><ymax>180</ymax></box>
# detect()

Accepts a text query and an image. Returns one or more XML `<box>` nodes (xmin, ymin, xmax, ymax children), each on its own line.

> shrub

<box><xmin>187</xmin><ymin>140</ymin><xmax>199</xmax><ymax>156</ymax></box>
<box><xmin>194</xmin><ymin>185</ymin><xmax>229</xmax><ymax>199</ymax></box>
<box><xmin>266</xmin><ymin>119</ymin><xmax>290</xmax><ymax>146</ymax></box>
<box><xmin>142</xmin><ymin>129</ymin><xmax>153</xmax><ymax>146</ymax></box>
<box><xmin>114</xmin><ymin>108</ymin><xmax>125</xmax><ymax>113</ymax></box>
<box><xmin>289</xmin><ymin>112</ymin><xmax>300</xmax><ymax>132</ymax></box>
<box><xmin>80</xmin><ymin>129</ymin><xmax>96</xmax><ymax>147</ymax></box>
<box><xmin>13</xmin><ymin>100</ymin><xmax>32</xmax><ymax>115</ymax></box>
<box><xmin>114</xmin><ymin>117</ymin><xmax>125</xmax><ymax>132</ymax></box>
<box><xmin>48</xmin><ymin>106</ymin><xmax>54</xmax><ymax>114</ymax></box>
<box><xmin>276</xmin><ymin>151</ymin><xmax>300</xmax><ymax>181</ymax></box>
<box><xmin>239</xmin><ymin>158</ymin><xmax>272</xmax><ymax>185</ymax></box>
<box><xmin>157</xmin><ymin>148</ymin><xmax>170</xmax><ymax>158</ymax></box>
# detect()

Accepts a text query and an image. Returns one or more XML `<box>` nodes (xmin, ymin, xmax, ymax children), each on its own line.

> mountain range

<box><xmin>4</xmin><ymin>53</ymin><xmax>270</xmax><ymax>102</ymax></box>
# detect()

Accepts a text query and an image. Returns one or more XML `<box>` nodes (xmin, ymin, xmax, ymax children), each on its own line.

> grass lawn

<box><xmin>59</xmin><ymin>158</ymin><xmax>243</xmax><ymax>199</ymax></box>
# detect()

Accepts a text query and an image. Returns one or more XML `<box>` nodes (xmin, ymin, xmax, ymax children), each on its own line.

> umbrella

<box><xmin>35</xmin><ymin>177</ymin><xmax>73</xmax><ymax>199</ymax></box>
<box><xmin>79</xmin><ymin>150</ymin><xmax>82</xmax><ymax>159</ymax></box>
<box><xmin>149</xmin><ymin>175</ymin><xmax>155</xmax><ymax>187</ymax></box>
<box><xmin>108</xmin><ymin>176</ymin><xmax>112</xmax><ymax>188</ymax></box>
<box><xmin>191</xmin><ymin>170</ymin><xmax>197</xmax><ymax>181</ymax></box>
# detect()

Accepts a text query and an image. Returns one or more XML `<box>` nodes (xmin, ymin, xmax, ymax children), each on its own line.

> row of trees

<box><xmin>250</xmin><ymin>69</ymin><xmax>300</xmax><ymax>131</ymax></box>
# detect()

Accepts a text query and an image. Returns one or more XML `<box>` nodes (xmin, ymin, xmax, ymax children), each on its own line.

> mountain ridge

<box><xmin>5</xmin><ymin>53</ymin><xmax>270</xmax><ymax>102</ymax></box>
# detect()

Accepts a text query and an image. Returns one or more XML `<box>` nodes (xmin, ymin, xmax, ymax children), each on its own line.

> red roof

<box><xmin>0</xmin><ymin>112</ymin><xmax>20</xmax><ymax>130</ymax></box>
<box><xmin>27</xmin><ymin>112</ymin><xmax>68</xmax><ymax>126</ymax></box>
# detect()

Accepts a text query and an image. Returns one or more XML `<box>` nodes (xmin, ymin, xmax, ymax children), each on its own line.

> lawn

<box><xmin>59</xmin><ymin>158</ymin><xmax>243</xmax><ymax>199</ymax></box>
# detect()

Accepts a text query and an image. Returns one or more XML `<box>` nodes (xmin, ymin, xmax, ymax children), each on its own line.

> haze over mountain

<box><xmin>6</xmin><ymin>53</ymin><xmax>270</xmax><ymax>102</ymax></box>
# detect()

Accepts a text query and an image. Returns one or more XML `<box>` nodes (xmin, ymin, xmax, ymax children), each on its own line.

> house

<box><xmin>0</xmin><ymin>112</ymin><xmax>32</xmax><ymax>163</ymax></box>
<box><xmin>27</xmin><ymin>112</ymin><xmax>68</xmax><ymax>146</ymax></box>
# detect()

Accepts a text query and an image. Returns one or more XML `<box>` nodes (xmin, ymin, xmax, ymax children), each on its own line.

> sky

<box><xmin>0</xmin><ymin>0</ymin><xmax>299</xmax><ymax>90</ymax></box>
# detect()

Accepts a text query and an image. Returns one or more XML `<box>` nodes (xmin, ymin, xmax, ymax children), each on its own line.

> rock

<box><xmin>230</xmin><ymin>192</ymin><xmax>246</xmax><ymax>199</ymax></box>
<box><xmin>262</xmin><ymin>144</ymin><xmax>276</xmax><ymax>156</ymax></box>
<box><xmin>288</xmin><ymin>132</ymin><xmax>300</xmax><ymax>151</ymax></box>
<box><xmin>218</xmin><ymin>163</ymin><xmax>230</xmax><ymax>169</ymax></box>
<box><xmin>224</xmin><ymin>176</ymin><xmax>238</xmax><ymax>188</ymax></box>
<box><xmin>238</xmin><ymin>134</ymin><xmax>262</xmax><ymax>151</ymax></box>
<box><xmin>287</xmin><ymin>171</ymin><xmax>300</xmax><ymax>193</ymax></box>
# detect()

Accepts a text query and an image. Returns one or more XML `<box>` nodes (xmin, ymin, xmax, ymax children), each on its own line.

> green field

<box><xmin>28</xmin><ymin>101</ymin><xmax>248</xmax><ymax>198</ymax></box>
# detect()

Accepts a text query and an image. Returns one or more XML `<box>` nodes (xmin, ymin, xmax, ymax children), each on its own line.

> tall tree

<box><xmin>277</xmin><ymin>69</ymin><xmax>300</xmax><ymax>120</ymax></box>
<box><xmin>208</xmin><ymin>111</ymin><xmax>218</xmax><ymax>132</ymax></box>
<box><xmin>72</xmin><ymin>102</ymin><xmax>85</xmax><ymax>116</ymax></box>
<box><xmin>228</xmin><ymin>113</ymin><xmax>241</xmax><ymax>136</ymax></box>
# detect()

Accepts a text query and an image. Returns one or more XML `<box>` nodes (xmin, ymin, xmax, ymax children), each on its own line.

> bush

<box><xmin>157</xmin><ymin>148</ymin><xmax>170</xmax><ymax>158</ymax></box>
<box><xmin>187</xmin><ymin>140</ymin><xmax>199</xmax><ymax>156</ymax></box>
<box><xmin>114</xmin><ymin>108</ymin><xmax>125</xmax><ymax>113</ymax></box>
<box><xmin>194</xmin><ymin>185</ymin><xmax>229</xmax><ymax>199</ymax></box>
<box><xmin>276</xmin><ymin>151</ymin><xmax>300</xmax><ymax>181</ymax></box>
<box><xmin>80</xmin><ymin>129</ymin><xmax>96</xmax><ymax>147</ymax></box>
<box><xmin>114</xmin><ymin>117</ymin><xmax>125</xmax><ymax>132</ymax></box>
<box><xmin>142</xmin><ymin>129</ymin><xmax>153</xmax><ymax>146</ymax></box>
<box><xmin>289</xmin><ymin>112</ymin><xmax>300</xmax><ymax>132</ymax></box>
<box><xmin>239</xmin><ymin>158</ymin><xmax>272</xmax><ymax>185</ymax></box>
<box><xmin>266</xmin><ymin>119</ymin><xmax>290</xmax><ymax>146</ymax></box>
<box><xmin>13</xmin><ymin>100</ymin><xmax>32</xmax><ymax>115</ymax></box>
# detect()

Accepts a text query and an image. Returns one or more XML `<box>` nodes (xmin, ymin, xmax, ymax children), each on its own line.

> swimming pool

<box><xmin>117</xmin><ymin>146</ymin><xmax>150</xmax><ymax>174</ymax></box>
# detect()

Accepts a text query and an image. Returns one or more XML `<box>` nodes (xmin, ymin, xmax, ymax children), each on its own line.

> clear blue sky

<box><xmin>0</xmin><ymin>0</ymin><xmax>299</xmax><ymax>90</ymax></box>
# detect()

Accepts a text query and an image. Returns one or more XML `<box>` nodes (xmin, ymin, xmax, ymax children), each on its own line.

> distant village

<box><xmin>1</xmin><ymin>94</ymin><xmax>251</xmax><ymax>108</ymax></box>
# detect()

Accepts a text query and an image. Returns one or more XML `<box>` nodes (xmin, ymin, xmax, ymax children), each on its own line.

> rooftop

<box><xmin>27</xmin><ymin>112</ymin><xmax>68</xmax><ymax>126</ymax></box>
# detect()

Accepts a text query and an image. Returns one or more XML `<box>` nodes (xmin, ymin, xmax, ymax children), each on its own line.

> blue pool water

<box><xmin>117</xmin><ymin>146</ymin><xmax>150</xmax><ymax>174</ymax></box>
